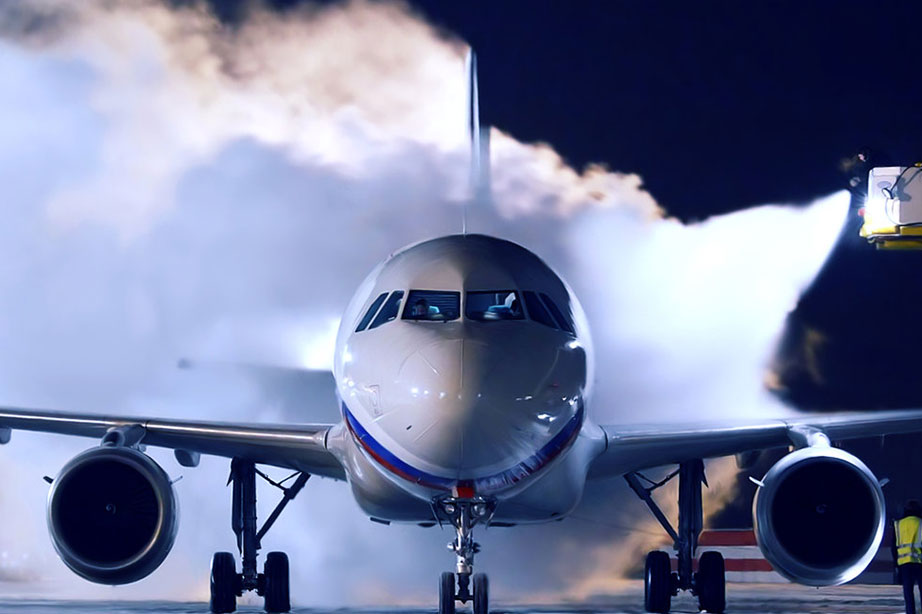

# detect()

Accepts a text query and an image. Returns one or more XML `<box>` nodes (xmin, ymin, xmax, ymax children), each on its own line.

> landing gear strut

<box><xmin>626</xmin><ymin>460</ymin><xmax>726</xmax><ymax>614</ymax></box>
<box><xmin>433</xmin><ymin>495</ymin><xmax>495</xmax><ymax>614</ymax></box>
<box><xmin>210</xmin><ymin>458</ymin><xmax>310</xmax><ymax>613</ymax></box>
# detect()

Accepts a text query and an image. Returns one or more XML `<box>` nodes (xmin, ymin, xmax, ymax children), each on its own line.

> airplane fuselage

<box><xmin>327</xmin><ymin>234</ymin><xmax>606</xmax><ymax>523</ymax></box>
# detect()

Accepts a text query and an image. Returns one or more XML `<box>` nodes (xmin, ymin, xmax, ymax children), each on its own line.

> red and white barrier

<box><xmin>665</xmin><ymin>530</ymin><xmax>785</xmax><ymax>583</ymax></box>
<box><xmin>667</xmin><ymin>529</ymin><xmax>896</xmax><ymax>584</ymax></box>
<box><xmin>694</xmin><ymin>530</ymin><xmax>785</xmax><ymax>583</ymax></box>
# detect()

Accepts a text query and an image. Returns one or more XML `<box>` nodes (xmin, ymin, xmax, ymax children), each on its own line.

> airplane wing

<box><xmin>589</xmin><ymin>408</ymin><xmax>922</xmax><ymax>478</ymax></box>
<box><xmin>0</xmin><ymin>406</ymin><xmax>345</xmax><ymax>480</ymax></box>
<box><xmin>176</xmin><ymin>361</ymin><xmax>342</xmax><ymax>423</ymax></box>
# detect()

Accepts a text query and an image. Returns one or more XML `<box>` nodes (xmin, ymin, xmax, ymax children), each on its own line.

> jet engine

<box><xmin>47</xmin><ymin>445</ymin><xmax>179</xmax><ymax>584</ymax></box>
<box><xmin>753</xmin><ymin>444</ymin><xmax>884</xmax><ymax>586</ymax></box>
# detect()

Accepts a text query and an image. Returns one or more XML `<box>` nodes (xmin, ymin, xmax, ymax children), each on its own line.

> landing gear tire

<box><xmin>210</xmin><ymin>551</ymin><xmax>238</xmax><ymax>614</ymax></box>
<box><xmin>644</xmin><ymin>550</ymin><xmax>671</xmax><ymax>614</ymax></box>
<box><xmin>473</xmin><ymin>573</ymin><xmax>489</xmax><ymax>614</ymax></box>
<box><xmin>695</xmin><ymin>551</ymin><xmax>725</xmax><ymax>613</ymax></box>
<box><xmin>263</xmin><ymin>551</ymin><xmax>291</xmax><ymax>613</ymax></box>
<box><xmin>439</xmin><ymin>571</ymin><xmax>456</xmax><ymax>614</ymax></box>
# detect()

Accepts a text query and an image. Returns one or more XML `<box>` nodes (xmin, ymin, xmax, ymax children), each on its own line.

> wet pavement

<box><xmin>0</xmin><ymin>583</ymin><xmax>910</xmax><ymax>614</ymax></box>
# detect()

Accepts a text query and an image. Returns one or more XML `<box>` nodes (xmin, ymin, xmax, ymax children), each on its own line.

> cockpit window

<box><xmin>523</xmin><ymin>291</ymin><xmax>558</xmax><ymax>329</ymax></box>
<box><xmin>540</xmin><ymin>293</ymin><xmax>575</xmax><ymax>334</ymax></box>
<box><xmin>355</xmin><ymin>292</ymin><xmax>389</xmax><ymax>332</ymax></box>
<box><xmin>466</xmin><ymin>291</ymin><xmax>524</xmax><ymax>321</ymax></box>
<box><xmin>368</xmin><ymin>290</ymin><xmax>405</xmax><ymax>329</ymax></box>
<box><xmin>402</xmin><ymin>290</ymin><xmax>460</xmax><ymax>321</ymax></box>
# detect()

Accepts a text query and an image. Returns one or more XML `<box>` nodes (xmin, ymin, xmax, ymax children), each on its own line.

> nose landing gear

<box><xmin>434</xmin><ymin>496</ymin><xmax>495</xmax><ymax>614</ymax></box>
<box><xmin>210</xmin><ymin>458</ymin><xmax>310</xmax><ymax>613</ymax></box>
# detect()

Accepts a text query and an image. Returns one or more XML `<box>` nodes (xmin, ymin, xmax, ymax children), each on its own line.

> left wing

<box><xmin>0</xmin><ymin>406</ymin><xmax>345</xmax><ymax>480</ymax></box>
<box><xmin>589</xmin><ymin>408</ymin><xmax>922</xmax><ymax>478</ymax></box>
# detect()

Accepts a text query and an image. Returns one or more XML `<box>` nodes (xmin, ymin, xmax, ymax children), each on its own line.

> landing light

<box><xmin>472</xmin><ymin>503</ymin><xmax>488</xmax><ymax>517</ymax></box>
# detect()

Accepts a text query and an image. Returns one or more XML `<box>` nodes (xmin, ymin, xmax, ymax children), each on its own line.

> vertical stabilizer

<box><xmin>465</xmin><ymin>49</ymin><xmax>491</xmax><ymax>234</ymax></box>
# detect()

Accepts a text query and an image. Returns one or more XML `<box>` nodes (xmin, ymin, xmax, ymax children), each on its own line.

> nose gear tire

<box><xmin>473</xmin><ymin>573</ymin><xmax>489</xmax><ymax>614</ymax></box>
<box><xmin>439</xmin><ymin>571</ymin><xmax>456</xmax><ymax>614</ymax></box>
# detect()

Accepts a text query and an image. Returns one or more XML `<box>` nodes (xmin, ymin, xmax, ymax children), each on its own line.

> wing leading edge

<box><xmin>590</xmin><ymin>408</ymin><xmax>922</xmax><ymax>478</ymax></box>
<box><xmin>0</xmin><ymin>406</ymin><xmax>345</xmax><ymax>480</ymax></box>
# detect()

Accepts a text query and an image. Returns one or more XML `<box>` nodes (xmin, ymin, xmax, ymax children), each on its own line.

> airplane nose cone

<box><xmin>382</xmin><ymin>334</ymin><xmax>579</xmax><ymax>479</ymax></box>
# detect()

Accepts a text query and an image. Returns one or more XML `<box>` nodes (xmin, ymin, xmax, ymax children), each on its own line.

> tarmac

<box><xmin>0</xmin><ymin>582</ymin><xmax>912</xmax><ymax>613</ymax></box>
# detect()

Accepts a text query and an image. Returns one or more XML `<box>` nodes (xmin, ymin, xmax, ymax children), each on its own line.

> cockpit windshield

<box><xmin>465</xmin><ymin>291</ymin><xmax>524</xmax><ymax>321</ymax></box>
<box><xmin>402</xmin><ymin>290</ymin><xmax>461</xmax><ymax>321</ymax></box>
<box><xmin>368</xmin><ymin>290</ymin><xmax>404</xmax><ymax>329</ymax></box>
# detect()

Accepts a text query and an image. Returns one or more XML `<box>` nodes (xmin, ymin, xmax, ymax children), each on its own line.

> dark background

<box><xmin>197</xmin><ymin>0</ymin><xmax>922</xmax><ymax>409</ymax></box>
<box><xmin>204</xmin><ymin>1</ymin><xmax>922</xmax><ymax>530</ymax></box>
<box><xmin>206</xmin><ymin>0</ymin><xmax>922</xmax><ymax>220</ymax></box>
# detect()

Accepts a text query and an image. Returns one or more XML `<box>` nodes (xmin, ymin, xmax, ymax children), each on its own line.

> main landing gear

<box><xmin>626</xmin><ymin>460</ymin><xmax>726</xmax><ymax>614</ymax></box>
<box><xmin>433</xmin><ymin>495</ymin><xmax>496</xmax><ymax>614</ymax></box>
<box><xmin>210</xmin><ymin>458</ymin><xmax>311</xmax><ymax>613</ymax></box>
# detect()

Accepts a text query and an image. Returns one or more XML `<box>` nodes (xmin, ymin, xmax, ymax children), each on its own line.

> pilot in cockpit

<box><xmin>410</xmin><ymin>298</ymin><xmax>430</xmax><ymax>318</ymax></box>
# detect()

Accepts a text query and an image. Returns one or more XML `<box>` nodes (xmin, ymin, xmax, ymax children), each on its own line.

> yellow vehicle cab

<box><xmin>860</xmin><ymin>164</ymin><xmax>922</xmax><ymax>249</ymax></box>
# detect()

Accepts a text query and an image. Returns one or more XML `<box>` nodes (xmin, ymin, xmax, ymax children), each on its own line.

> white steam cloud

<box><xmin>0</xmin><ymin>0</ymin><xmax>846</xmax><ymax>605</ymax></box>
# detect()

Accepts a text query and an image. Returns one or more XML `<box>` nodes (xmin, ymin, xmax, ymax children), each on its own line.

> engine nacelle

<box><xmin>753</xmin><ymin>445</ymin><xmax>884</xmax><ymax>586</ymax></box>
<box><xmin>47</xmin><ymin>446</ymin><xmax>179</xmax><ymax>585</ymax></box>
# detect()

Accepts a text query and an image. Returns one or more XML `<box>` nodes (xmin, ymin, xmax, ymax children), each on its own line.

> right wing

<box><xmin>0</xmin><ymin>406</ymin><xmax>346</xmax><ymax>480</ymax></box>
<box><xmin>590</xmin><ymin>408</ymin><xmax>922</xmax><ymax>478</ymax></box>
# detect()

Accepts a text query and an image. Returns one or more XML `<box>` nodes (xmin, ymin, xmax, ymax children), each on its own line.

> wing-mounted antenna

<box><xmin>465</xmin><ymin>49</ymin><xmax>491</xmax><ymax>234</ymax></box>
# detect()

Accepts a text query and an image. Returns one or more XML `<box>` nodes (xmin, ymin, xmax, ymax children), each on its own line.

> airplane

<box><xmin>1</xmin><ymin>50</ymin><xmax>921</xmax><ymax>614</ymax></box>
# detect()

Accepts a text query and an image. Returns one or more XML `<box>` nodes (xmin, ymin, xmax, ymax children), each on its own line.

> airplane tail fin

<box><xmin>465</xmin><ymin>49</ymin><xmax>490</xmax><ymax>234</ymax></box>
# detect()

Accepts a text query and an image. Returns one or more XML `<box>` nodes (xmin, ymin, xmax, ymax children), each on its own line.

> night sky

<box><xmin>212</xmin><ymin>0</ymin><xmax>922</xmax><ymax>219</ymax></box>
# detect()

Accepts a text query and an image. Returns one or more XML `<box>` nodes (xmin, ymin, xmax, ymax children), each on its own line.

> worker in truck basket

<box><xmin>895</xmin><ymin>500</ymin><xmax>922</xmax><ymax>614</ymax></box>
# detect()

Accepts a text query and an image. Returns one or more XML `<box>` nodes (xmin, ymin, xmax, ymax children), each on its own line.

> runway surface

<box><xmin>0</xmin><ymin>583</ymin><xmax>911</xmax><ymax>614</ymax></box>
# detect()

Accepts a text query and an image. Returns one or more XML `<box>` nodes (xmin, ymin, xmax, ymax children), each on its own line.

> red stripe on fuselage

<box><xmin>345</xmin><ymin>414</ymin><xmax>445</xmax><ymax>490</ymax></box>
<box><xmin>344</xmin><ymin>401</ymin><xmax>584</xmax><ymax>497</ymax></box>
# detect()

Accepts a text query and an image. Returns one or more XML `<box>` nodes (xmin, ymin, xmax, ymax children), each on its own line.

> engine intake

<box><xmin>753</xmin><ymin>445</ymin><xmax>884</xmax><ymax>586</ymax></box>
<box><xmin>47</xmin><ymin>445</ymin><xmax>178</xmax><ymax>585</ymax></box>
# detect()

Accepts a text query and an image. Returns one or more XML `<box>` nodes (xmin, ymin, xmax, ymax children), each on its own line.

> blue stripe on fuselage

<box><xmin>343</xmin><ymin>401</ymin><xmax>584</xmax><ymax>494</ymax></box>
